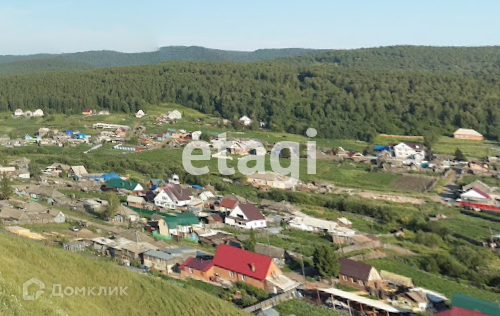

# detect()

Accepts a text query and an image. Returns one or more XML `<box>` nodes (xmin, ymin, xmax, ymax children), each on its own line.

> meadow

<box><xmin>0</xmin><ymin>229</ymin><xmax>246</xmax><ymax>316</ymax></box>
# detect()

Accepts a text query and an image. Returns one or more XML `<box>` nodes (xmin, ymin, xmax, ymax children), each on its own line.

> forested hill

<box><xmin>3</xmin><ymin>45</ymin><xmax>500</xmax><ymax>76</ymax></box>
<box><xmin>0</xmin><ymin>46</ymin><xmax>328</xmax><ymax>71</ymax></box>
<box><xmin>276</xmin><ymin>45</ymin><xmax>500</xmax><ymax>76</ymax></box>
<box><xmin>2</xmin><ymin>61</ymin><xmax>500</xmax><ymax>141</ymax></box>
<box><xmin>0</xmin><ymin>59</ymin><xmax>94</xmax><ymax>76</ymax></box>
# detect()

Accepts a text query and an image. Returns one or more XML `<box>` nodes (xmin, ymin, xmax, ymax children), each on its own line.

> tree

<box><xmin>280</xmin><ymin>148</ymin><xmax>291</xmax><ymax>159</ymax></box>
<box><xmin>312</xmin><ymin>245</ymin><xmax>339</xmax><ymax>283</ymax></box>
<box><xmin>103</xmin><ymin>192</ymin><xmax>120</xmax><ymax>220</ymax></box>
<box><xmin>454</xmin><ymin>148</ymin><xmax>466</xmax><ymax>161</ymax></box>
<box><xmin>244</xmin><ymin>228</ymin><xmax>257</xmax><ymax>252</ymax></box>
<box><xmin>0</xmin><ymin>173</ymin><xmax>12</xmax><ymax>200</ymax></box>
<box><xmin>29</xmin><ymin>162</ymin><xmax>42</xmax><ymax>181</ymax></box>
<box><xmin>200</xmin><ymin>132</ymin><xmax>211</xmax><ymax>142</ymax></box>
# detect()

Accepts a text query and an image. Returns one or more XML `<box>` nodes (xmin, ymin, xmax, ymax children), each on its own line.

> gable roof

<box><xmin>238</xmin><ymin>203</ymin><xmax>265</xmax><ymax>221</ymax></box>
<box><xmin>163</xmin><ymin>213</ymin><xmax>199</xmax><ymax>229</ymax></box>
<box><xmin>461</xmin><ymin>188</ymin><xmax>491</xmax><ymax>200</ymax></box>
<box><xmin>452</xmin><ymin>294</ymin><xmax>500</xmax><ymax>316</ymax></box>
<box><xmin>220</xmin><ymin>198</ymin><xmax>238</xmax><ymax>209</ymax></box>
<box><xmin>339</xmin><ymin>258</ymin><xmax>375</xmax><ymax>281</ymax></box>
<box><xmin>143</xmin><ymin>250</ymin><xmax>176</xmax><ymax>261</ymax></box>
<box><xmin>380</xmin><ymin>270</ymin><xmax>414</xmax><ymax>287</ymax></box>
<box><xmin>127</xmin><ymin>195</ymin><xmax>145</xmax><ymax>204</ymax></box>
<box><xmin>213</xmin><ymin>244</ymin><xmax>273</xmax><ymax>281</ymax></box>
<box><xmin>106</xmin><ymin>178</ymin><xmax>139</xmax><ymax>191</ymax></box>
<box><xmin>69</xmin><ymin>166</ymin><xmax>88</xmax><ymax>177</ymax></box>
<box><xmin>179</xmin><ymin>257</ymin><xmax>214</xmax><ymax>272</ymax></box>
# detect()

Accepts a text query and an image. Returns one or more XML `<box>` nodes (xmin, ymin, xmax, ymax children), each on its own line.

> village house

<box><xmin>459</xmin><ymin>188</ymin><xmax>493</xmax><ymax>205</ymax></box>
<box><xmin>68</xmin><ymin>165</ymin><xmax>89</xmax><ymax>180</ymax></box>
<box><xmin>225</xmin><ymin>202</ymin><xmax>267</xmax><ymax>229</ymax></box>
<box><xmin>115</xmin><ymin>127</ymin><xmax>128</xmax><ymax>137</ymax></box>
<box><xmin>218</xmin><ymin>198</ymin><xmax>239</xmax><ymax>214</ymax></box>
<box><xmin>82</xmin><ymin>109</ymin><xmax>93</xmax><ymax>115</ymax></box>
<box><xmin>246</xmin><ymin>172</ymin><xmax>296</xmax><ymax>190</ymax></box>
<box><xmin>135</xmin><ymin>110</ymin><xmax>146</xmax><ymax>118</ymax></box>
<box><xmin>154</xmin><ymin>184</ymin><xmax>192</xmax><ymax>209</ymax></box>
<box><xmin>126</xmin><ymin>195</ymin><xmax>145</xmax><ymax>208</ymax></box>
<box><xmin>154</xmin><ymin>190</ymin><xmax>176</xmax><ymax>209</ymax></box>
<box><xmin>114</xmin><ymin>205</ymin><xmax>139</xmax><ymax>223</ymax></box>
<box><xmin>453</xmin><ymin>128</ymin><xmax>483</xmax><ymax>141</ymax></box>
<box><xmin>104</xmin><ymin>179</ymin><xmax>144</xmax><ymax>193</ymax></box>
<box><xmin>98</xmin><ymin>110</ymin><xmax>110</xmax><ymax>115</ymax></box>
<box><xmin>164</xmin><ymin>109</ymin><xmax>182</xmax><ymax>120</ymax></box>
<box><xmin>33</xmin><ymin>109</ymin><xmax>44</xmax><ymax>117</ymax></box>
<box><xmin>142</xmin><ymin>250</ymin><xmax>177</xmax><ymax>274</ymax></box>
<box><xmin>339</xmin><ymin>258</ymin><xmax>386</xmax><ymax>292</ymax></box>
<box><xmin>207</xmin><ymin>244</ymin><xmax>297</xmax><ymax>292</ymax></box>
<box><xmin>238</xmin><ymin>116</ymin><xmax>252</xmax><ymax>126</ymax></box>
<box><xmin>179</xmin><ymin>257</ymin><xmax>215</xmax><ymax>282</ymax></box>
<box><xmin>393</xmin><ymin>142</ymin><xmax>426</xmax><ymax>160</ymax></box>
<box><xmin>288</xmin><ymin>216</ymin><xmax>339</xmax><ymax>233</ymax></box>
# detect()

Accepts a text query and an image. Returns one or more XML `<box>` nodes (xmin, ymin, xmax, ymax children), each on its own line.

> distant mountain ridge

<box><xmin>0</xmin><ymin>46</ymin><xmax>329</xmax><ymax>70</ymax></box>
<box><xmin>3</xmin><ymin>45</ymin><xmax>500</xmax><ymax>76</ymax></box>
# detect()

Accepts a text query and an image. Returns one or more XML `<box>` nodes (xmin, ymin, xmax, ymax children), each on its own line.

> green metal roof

<box><xmin>106</xmin><ymin>179</ymin><xmax>138</xmax><ymax>190</ymax></box>
<box><xmin>452</xmin><ymin>294</ymin><xmax>500</xmax><ymax>316</ymax></box>
<box><xmin>163</xmin><ymin>213</ymin><xmax>199</xmax><ymax>229</ymax></box>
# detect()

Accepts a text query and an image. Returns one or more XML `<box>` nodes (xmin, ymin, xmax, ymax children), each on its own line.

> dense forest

<box><xmin>0</xmin><ymin>46</ymin><xmax>327</xmax><ymax>72</ymax></box>
<box><xmin>278</xmin><ymin>45</ymin><xmax>500</xmax><ymax>76</ymax></box>
<box><xmin>1</xmin><ymin>61</ymin><xmax>500</xmax><ymax>141</ymax></box>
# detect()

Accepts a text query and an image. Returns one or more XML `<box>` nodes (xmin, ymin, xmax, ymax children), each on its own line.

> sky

<box><xmin>0</xmin><ymin>0</ymin><xmax>499</xmax><ymax>55</ymax></box>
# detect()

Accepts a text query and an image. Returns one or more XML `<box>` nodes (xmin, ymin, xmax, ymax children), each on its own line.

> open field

<box><xmin>433</xmin><ymin>136</ymin><xmax>499</xmax><ymax>158</ymax></box>
<box><xmin>390</xmin><ymin>175</ymin><xmax>435</xmax><ymax>192</ymax></box>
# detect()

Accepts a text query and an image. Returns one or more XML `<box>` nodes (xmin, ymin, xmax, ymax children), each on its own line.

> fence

<box><xmin>243</xmin><ymin>290</ymin><xmax>298</xmax><ymax>314</ymax></box>
<box><xmin>336</xmin><ymin>241</ymin><xmax>382</xmax><ymax>254</ymax></box>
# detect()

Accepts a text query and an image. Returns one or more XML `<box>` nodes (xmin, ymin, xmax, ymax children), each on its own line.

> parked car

<box><xmin>70</xmin><ymin>227</ymin><xmax>79</xmax><ymax>232</ymax></box>
<box><xmin>326</xmin><ymin>298</ymin><xmax>349</xmax><ymax>310</ymax></box>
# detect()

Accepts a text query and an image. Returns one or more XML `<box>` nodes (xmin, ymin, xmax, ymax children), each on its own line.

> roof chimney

<box><xmin>250</xmin><ymin>263</ymin><xmax>256</xmax><ymax>272</ymax></box>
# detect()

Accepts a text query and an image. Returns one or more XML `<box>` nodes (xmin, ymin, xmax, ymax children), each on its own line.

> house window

<box><xmin>229</xmin><ymin>271</ymin><xmax>234</xmax><ymax>278</ymax></box>
<box><xmin>359</xmin><ymin>280</ymin><xmax>364</xmax><ymax>286</ymax></box>
<box><xmin>342</xmin><ymin>275</ymin><xmax>348</xmax><ymax>281</ymax></box>
<box><xmin>350</xmin><ymin>278</ymin><xmax>355</xmax><ymax>283</ymax></box>
<box><xmin>241</xmin><ymin>275</ymin><xmax>246</xmax><ymax>282</ymax></box>
<box><xmin>189</xmin><ymin>268</ymin><xmax>193</xmax><ymax>274</ymax></box>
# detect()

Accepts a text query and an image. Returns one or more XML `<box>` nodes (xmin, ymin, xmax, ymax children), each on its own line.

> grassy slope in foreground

<box><xmin>0</xmin><ymin>230</ymin><xmax>245</xmax><ymax>316</ymax></box>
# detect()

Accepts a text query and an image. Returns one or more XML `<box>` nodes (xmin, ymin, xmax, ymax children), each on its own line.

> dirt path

<box><xmin>66</xmin><ymin>215</ymin><xmax>125</xmax><ymax>234</ymax></box>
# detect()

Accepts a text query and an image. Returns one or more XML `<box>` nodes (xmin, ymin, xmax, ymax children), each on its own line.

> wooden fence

<box><xmin>243</xmin><ymin>290</ymin><xmax>298</xmax><ymax>314</ymax></box>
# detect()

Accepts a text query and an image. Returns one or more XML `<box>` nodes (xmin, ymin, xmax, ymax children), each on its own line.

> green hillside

<box><xmin>0</xmin><ymin>59</ymin><xmax>94</xmax><ymax>76</ymax></box>
<box><xmin>0</xmin><ymin>46</ymin><xmax>328</xmax><ymax>71</ymax></box>
<box><xmin>276</xmin><ymin>45</ymin><xmax>500</xmax><ymax>76</ymax></box>
<box><xmin>1</xmin><ymin>61</ymin><xmax>500</xmax><ymax>141</ymax></box>
<box><xmin>0</xmin><ymin>230</ymin><xmax>246</xmax><ymax>316</ymax></box>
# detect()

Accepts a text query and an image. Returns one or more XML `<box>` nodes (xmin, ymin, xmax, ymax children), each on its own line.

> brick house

<box><xmin>339</xmin><ymin>258</ymin><xmax>386</xmax><ymax>291</ymax></box>
<box><xmin>179</xmin><ymin>257</ymin><xmax>214</xmax><ymax>282</ymax></box>
<box><xmin>211</xmin><ymin>244</ymin><xmax>297</xmax><ymax>292</ymax></box>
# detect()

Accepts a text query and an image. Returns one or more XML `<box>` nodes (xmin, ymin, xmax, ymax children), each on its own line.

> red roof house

<box><xmin>212</xmin><ymin>244</ymin><xmax>288</xmax><ymax>290</ymax></box>
<box><xmin>219</xmin><ymin>198</ymin><xmax>238</xmax><ymax>213</ymax></box>
<box><xmin>179</xmin><ymin>257</ymin><xmax>214</xmax><ymax>282</ymax></box>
